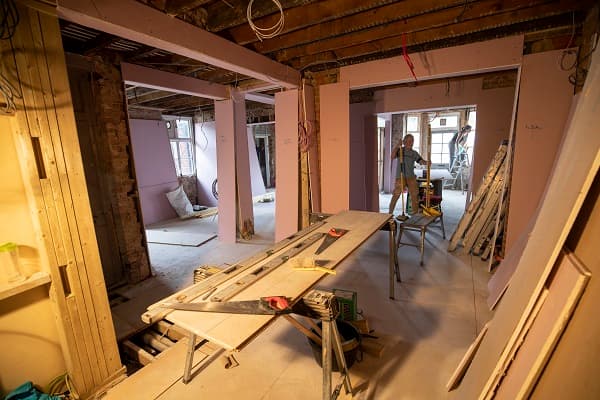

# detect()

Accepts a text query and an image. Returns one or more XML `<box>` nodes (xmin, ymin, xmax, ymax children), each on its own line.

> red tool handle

<box><xmin>328</xmin><ymin>228</ymin><xmax>344</xmax><ymax>238</ymax></box>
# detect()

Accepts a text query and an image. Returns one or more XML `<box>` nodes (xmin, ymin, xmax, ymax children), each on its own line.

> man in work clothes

<box><xmin>388</xmin><ymin>134</ymin><xmax>429</xmax><ymax>217</ymax></box>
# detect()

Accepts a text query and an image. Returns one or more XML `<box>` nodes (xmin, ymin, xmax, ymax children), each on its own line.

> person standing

<box><xmin>389</xmin><ymin>134</ymin><xmax>429</xmax><ymax>217</ymax></box>
<box><xmin>449</xmin><ymin>124</ymin><xmax>472</xmax><ymax>169</ymax></box>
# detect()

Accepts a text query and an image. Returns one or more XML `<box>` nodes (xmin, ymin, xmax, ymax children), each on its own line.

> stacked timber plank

<box><xmin>448</xmin><ymin>142</ymin><xmax>509</xmax><ymax>259</ymax></box>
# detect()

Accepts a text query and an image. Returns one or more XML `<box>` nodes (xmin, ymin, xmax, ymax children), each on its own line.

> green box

<box><xmin>333</xmin><ymin>288</ymin><xmax>357</xmax><ymax>321</ymax></box>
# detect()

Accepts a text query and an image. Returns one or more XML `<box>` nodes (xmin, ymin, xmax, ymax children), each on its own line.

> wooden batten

<box><xmin>6</xmin><ymin>3</ymin><xmax>125</xmax><ymax>396</ymax></box>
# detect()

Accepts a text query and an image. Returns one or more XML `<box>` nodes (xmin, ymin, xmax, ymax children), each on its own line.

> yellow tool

<box><xmin>293</xmin><ymin>265</ymin><xmax>337</xmax><ymax>275</ymax></box>
<box><xmin>291</xmin><ymin>257</ymin><xmax>336</xmax><ymax>274</ymax></box>
<box><xmin>423</xmin><ymin>123</ymin><xmax>441</xmax><ymax>217</ymax></box>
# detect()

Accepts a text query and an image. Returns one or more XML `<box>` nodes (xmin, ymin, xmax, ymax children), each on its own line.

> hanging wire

<box><xmin>247</xmin><ymin>0</ymin><xmax>285</xmax><ymax>42</ymax></box>
<box><xmin>1</xmin><ymin>0</ymin><xmax>19</xmax><ymax>40</ymax></box>
<box><xmin>0</xmin><ymin>71</ymin><xmax>21</xmax><ymax>115</ymax></box>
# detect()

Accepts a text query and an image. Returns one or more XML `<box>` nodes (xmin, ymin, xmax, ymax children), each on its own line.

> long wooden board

<box><xmin>162</xmin><ymin>211</ymin><xmax>390</xmax><ymax>351</ymax></box>
<box><xmin>494</xmin><ymin>250</ymin><xmax>590</xmax><ymax>400</ymax></box>
<box><xmin>450</xmin><ymin>43</ymin><xmax>600</xmax><ymax>400</ymax></box>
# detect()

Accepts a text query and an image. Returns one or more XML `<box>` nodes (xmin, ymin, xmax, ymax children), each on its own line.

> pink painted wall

<box><xmin>275</xmin><ymin>89</ymin><xmax>299</xmax><ymax>240</ymax></box>
<box><xmin>129</xmin><ymin>118</ymin><xmax>178</xmax><ymax>225</ymax></box>
<box><xmin>505</xmin><ymin>50</ymin><xmax>574</xmax><ymax>252</ymax></box>
<box><xmin>215</xmin><ymin>100</ymin><xmax>237</xmax><ymax>243</ymax></box>
<box><xmin>194</xmin><ymin>120</ymin><xmax>218</xmax><ymax>207</ymax></box>
<box><xmin>340</xmin><ymin>36</ymin><xmax>523</xmax><ymax>89</ymax></box>
<box><xmin>349</xmin><ymin>102</ymin><xmax>378</xmax><ymax>211</ymax></box>
<box><xmin>372</xmin><ymin>75</ymin><xmax>517</xmax><ymax>193</ymax></box>
<box><xmin>320</xmin><ymin>82</ymin><xmax>350</xmax><ymax>214</ymax></box>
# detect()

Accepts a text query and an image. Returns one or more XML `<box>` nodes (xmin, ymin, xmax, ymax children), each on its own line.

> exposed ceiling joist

<box><xmin>56</xmin><ymin>0</ymin><xmax>301</xmax><ymax>88</ymax></box>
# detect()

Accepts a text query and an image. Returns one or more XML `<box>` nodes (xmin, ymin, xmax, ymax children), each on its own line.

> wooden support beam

<box><xmin>56</xmin><ymin>0</ymin><xmax>300</xmax><ymax>88</ymax></box>
<box><xmin>121</xmin><ymin>62</ymin><xmax>229</xmax><ymax>100</ymax></box>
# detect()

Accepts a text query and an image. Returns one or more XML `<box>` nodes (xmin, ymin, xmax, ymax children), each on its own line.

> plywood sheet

<box><xmin>494</xmin><ymin>250</ymin><xmax>590</xmax><ymax>399</ymax></box>
<box><xmin>163</xmin><ymin>211</ymin><xmax>390</xmax><ymax>351</ymax></box>
<box><xmin>451</xmin><ymin>41</ymin><xmax>600</xmax><ymax>400</ymax></box>
<box><xmin>146</xmin><ymin>231</ymin><xmax>216</xmax><ymax>247</ymax></box>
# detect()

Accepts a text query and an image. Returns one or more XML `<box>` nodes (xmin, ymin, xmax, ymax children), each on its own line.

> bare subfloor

<box><xmin>107</xmin><ymin>190</ymin><xmax>493</xmax><ymax>400</ymax></box>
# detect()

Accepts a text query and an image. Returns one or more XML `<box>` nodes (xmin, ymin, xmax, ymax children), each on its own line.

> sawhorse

<box><xmin>397</xmin><ymin>213</ymin><xmax>445</xmax><ymax>265</ymax></box>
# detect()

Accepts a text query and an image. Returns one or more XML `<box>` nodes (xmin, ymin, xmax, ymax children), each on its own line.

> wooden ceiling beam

<box><xmin>273</xmin><ymin>0</ymin><xmax>557</xmax><ymax>62</ymax></box>
<box><xmin>226</xmin><ymin>0</ymin><xmax>400</xmax><ymax>46</ymax></box>
<box><xmin>289</xmin><ymin>1</ymin><xmax>587</xmax><ymax>70</ymax></box>
<box><xmin>57</xmin><ymin>0</ymin><xmax>300</xmax><ymax>88</ymax></box>
<box><xmin>205</xmin><ymin>0</ymin><xmax>319</xmax><ymax>32</ymax></box>
<box><xmin>251</xmin><ymin>0</ymin><xmax>464</xmax><ymax>54</ymax></box>
<box><xmin>143</xmin><ymin>94</ymin><xmax>212</xmax><ymax>109</ymax></box>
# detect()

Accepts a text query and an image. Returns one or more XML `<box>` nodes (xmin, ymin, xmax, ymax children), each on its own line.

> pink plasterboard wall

<box><xmin>349</xmin><ymin>102</ymin><xmax>378</xmax><ymax>211</ymax></box>
<box><xmin>505</xmin><ymin>50</ymin><xmax>574</xmax><ymax>252</ymax></box>
<box><xmin>275</xmin><ymin>89</ymin><xmax>299</xmax><ymax>240</ymax></box>
<box><xmin>247</xmin><ymin>127</ymin><xmax>266</xmax><ymax>197</ymax></box>
<box><xmin>340</xmin><ymin>35</ymin><xmax>523</xmax><ymax>89</ymax></box>
<box><xmin>215</xmin><ymin>100</ymin><xmax>237</xmax><ymax>243</ymax></box>
<box><xmin>320</xmin><ymin>82</ymin><xmax>350</xmax><ymax>214</ymax></box>
<box><xmin>194</xmin><ymin>120</ymin><xmax>218</xmax><ymax>207</ymax></box>
<box><xmin>372</xmin><ymin>75</ymin><xmax>517</xmax><ymax>193</ymax></box>
<box><xmin>129</xmin><ymin>118</ymin><xmax>178</xmax><ymax>225</ymax></box>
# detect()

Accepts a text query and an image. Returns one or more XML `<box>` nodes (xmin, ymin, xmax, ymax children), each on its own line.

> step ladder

<box><xmin>444</xmin><ymin>146</ymin><xmax>470</xmax><ymax>192</ymax></box>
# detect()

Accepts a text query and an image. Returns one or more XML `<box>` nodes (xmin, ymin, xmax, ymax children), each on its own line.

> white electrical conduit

<box><xmin>247</xmin><ymin>0</ymin><xmax>285</xmax><ymax>41</ymax></box>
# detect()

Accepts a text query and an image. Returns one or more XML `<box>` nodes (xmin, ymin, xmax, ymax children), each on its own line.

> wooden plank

<box><xmin>56</xmin><ymin>0</ymin><xmax>300</xmax><ymax>88</ymax></box>
<box><xmin>145</xmin><ymin>231</ymin><xmax>216</xmax><ymax>247</ymax></box>
<box><xmin>10</xmin><ymin>7</ymin><xmax>95</xmax><ymax>391</ymax></box>
<box><xmin>143</xmin><ymin>220</ymin><xmax>326</xmax><ymax>324</ymax></box>
<box><xmin>451</xmin><ymin>41</ymin><xmax>600</xmax><ymax>400</ymax></box>
<box><xmin>448</xmin><ymin>144</ymin><xmax>507</xmax><ymax>251</ymax></box>
<box><xmin>0</xmin><ymin>271</ymin><xmax>51</xmax><ymax>302</ymax></box>
<box><xmin>163</xmin><ymin>211</ymin><xmax>390</xmax><ymax>351</ymax></box>
<box><xmin>494</xmin><ymin>250</ymin><xmax>590</xmax><ymax>400</ymax></box>
<box><xmin>447</xmin><ymin>323</ymin><xmax>489</xmax><ymax>391</ymax></box>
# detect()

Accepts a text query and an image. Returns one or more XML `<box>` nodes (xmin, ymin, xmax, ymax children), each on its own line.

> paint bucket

<box><xmin>0</xmin><ymin>242</ymin><xmax>25</xmax><ymax>284</ymax></box>
<box><xmin>307</xmin><ymin>320</ymin><xmax>361</xmax><ymax>371</ymax></box>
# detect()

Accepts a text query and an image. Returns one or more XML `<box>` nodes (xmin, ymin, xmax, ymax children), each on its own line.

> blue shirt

<box><xmin>396</xmin><ymin>148</ymin><xmax>423</xmax><ymax>179</ymax></box>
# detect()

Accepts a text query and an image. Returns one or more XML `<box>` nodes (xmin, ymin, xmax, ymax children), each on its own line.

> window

<box><xmin>429</xmin><ymin>112</ymin><xmax>459</xmax><ymax>164</ymax></box>
<box><xmin>166</xmin><ymin>118</ymin><xmax>195</xmax><ymax>176</ymax></box>
<box><xmin>405</xmin><ymin>114</ymin><xmax>421</xmax><ymax>153</ymax></box>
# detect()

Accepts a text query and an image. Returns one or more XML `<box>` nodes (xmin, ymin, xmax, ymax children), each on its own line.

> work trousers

<box><xmin>391</xmin><ymin>176</ymin><xmax>419</xmax><ymax>214</ymax></box>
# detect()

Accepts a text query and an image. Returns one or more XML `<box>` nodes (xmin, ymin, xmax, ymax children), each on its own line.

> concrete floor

<box><xmin>107</xmin><ymin>190</ymin><xmax>493</xmax><ymax>400</ymax></box>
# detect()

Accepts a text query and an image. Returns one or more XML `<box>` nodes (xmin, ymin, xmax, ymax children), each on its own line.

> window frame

<box><xmin>165</xmin><ymin>116</ymin><xmax>196</xmax><ymax>177</ymax></box>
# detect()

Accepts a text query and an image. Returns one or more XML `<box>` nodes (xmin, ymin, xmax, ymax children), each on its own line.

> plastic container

<box><xmin>307</xmin><ymin>320</ymin><xmax>361</xmax><ymax>371</ymax></box>
<box><xmin>0</xmin><ymin>242</ymin><xmax>25</xmax><ymax>284</ymax></box>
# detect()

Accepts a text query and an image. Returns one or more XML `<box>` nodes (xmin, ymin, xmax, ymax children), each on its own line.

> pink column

<box><xmin>214</xmin><ymin>99</ymin><xmax>237</xmax><ymax>243</ymax></box>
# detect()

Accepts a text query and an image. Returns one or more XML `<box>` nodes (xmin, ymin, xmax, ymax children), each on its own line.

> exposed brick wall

<box><xmin>92</xmin><ymin>58</ymin><xmax>151</xmax><ymax>283</ymax></box>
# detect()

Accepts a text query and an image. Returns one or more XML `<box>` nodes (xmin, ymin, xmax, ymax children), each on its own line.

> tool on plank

<box><xmin>292</xmin><ymin>257</ymin><xmax>336</xmax><ymax>275</ymax></box>
<box><xmin>160</xmin><ymin>296</ymin><xmax>293</xmax><ymax>315</ymax></box>
<box><xmin>314</xmin><ymin>228</ymin><xmax>348</xmax><ymax>255</ymax></box>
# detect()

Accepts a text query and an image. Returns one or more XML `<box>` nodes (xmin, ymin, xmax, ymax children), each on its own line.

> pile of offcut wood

<box><xmin>448</xmin><ymin>142</ymin><xmax>509</xmax><ymax>260</ymax></box>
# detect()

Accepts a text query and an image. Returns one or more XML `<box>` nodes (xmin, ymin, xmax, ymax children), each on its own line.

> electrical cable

<box><xmin>247</xmin><ymin>0</ymin><xmax>284</xmax><ymax>42</ymax></box>
<box><xmin>401</xmin><ymin>32</ymin><xmax>417</xmax><ymax>81</ymax></box>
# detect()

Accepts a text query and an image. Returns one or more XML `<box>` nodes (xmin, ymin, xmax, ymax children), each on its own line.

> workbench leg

<box><xmin>322</xmin><ymin>320</ymin><xmax>332</xmax><ymax>400</ymax></box>
<box><xmin>420</xmin><ymin>229</ymin><xmax>426</xmax><ymax>266</ymax></box>
<box><xmin>388</xmin><ymin>220</ymin><xmax>400</xmax><ymax>300</ymax></box>
<box><xmin>441</xmin><ymin>214</ymin><xmax>446</xmax><ymax>239</ymax></box>
<box><xmin>183</xmin><ymin>333</ymin><xmax>196</xmax><ymax>384</ymax></box>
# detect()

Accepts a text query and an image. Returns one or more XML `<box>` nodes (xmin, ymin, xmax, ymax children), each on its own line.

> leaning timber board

<box><xmin>450</xmin><ymin>46</ymin><xmax>600</xmax><ymax>399</ymax></box>
<box><xmin>162</xmin><ymin>210</ymin><xmax>390</xmax><ymax>351</ymax></box>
